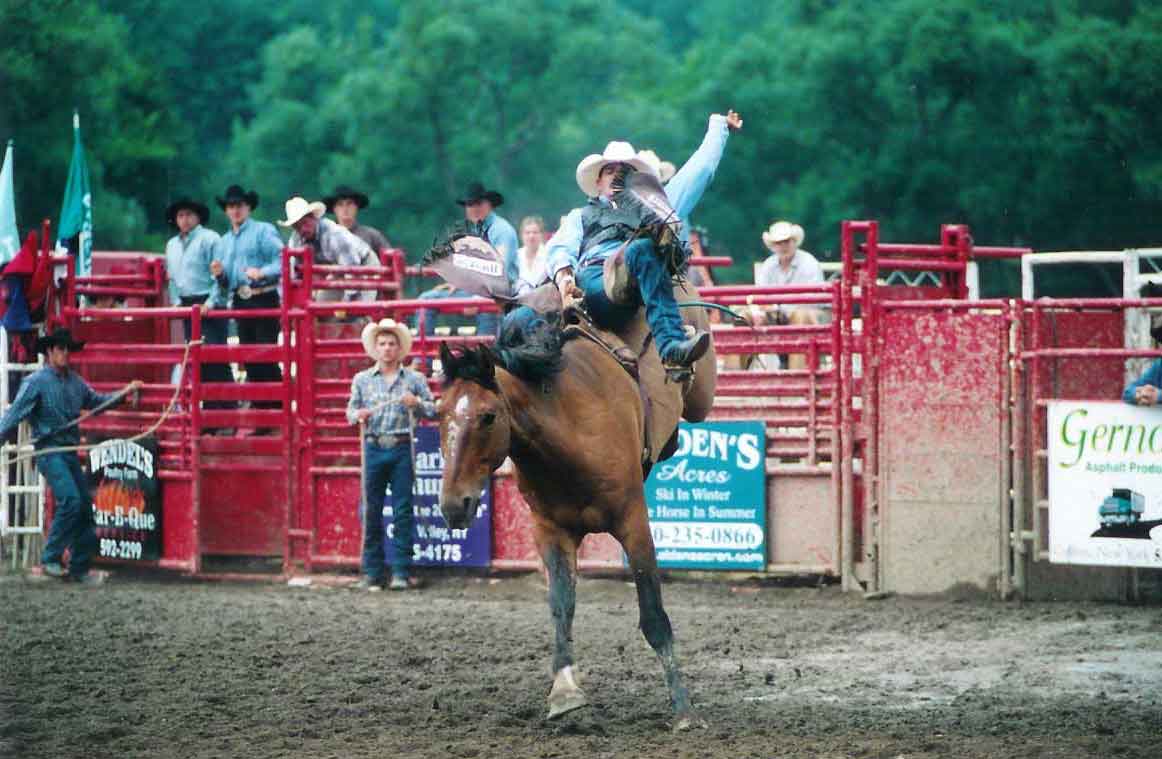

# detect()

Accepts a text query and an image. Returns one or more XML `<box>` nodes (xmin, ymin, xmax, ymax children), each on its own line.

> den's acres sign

<box><xmin>88</xmin><ymin>436</ymin><xmax>162</xmax><ymax>562</ymax></box>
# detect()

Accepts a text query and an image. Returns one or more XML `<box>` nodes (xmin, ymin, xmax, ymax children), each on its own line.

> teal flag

<box><xmin>0</xmin><ymin>140</ymin><xmax>17</xmax><ymax>265</ymax></box>
<box><xmin>57</xmin><ymin>111</ymin><xmax>92</xmax><ymax>276</ymax></box>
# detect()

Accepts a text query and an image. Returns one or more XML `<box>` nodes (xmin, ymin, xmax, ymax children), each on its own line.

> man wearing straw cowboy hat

<box><xmin>346</xmin><ymin>319</ymin><xmax>436</xmax><ymax>590</ymax></box>
<box><xmin>545</xmin><ymin>110</ymin><xmax>743</xmax><ymax>368</ymax></box>
<box><xmin>752</xmin><ymin>220</ymin><xmax>825</xmax><ymax>371</ymax></box>
<box><xmin>0</xmin><ymin>328</ymin><xmax>142</xmax><ymax>584</ymax></box>
<box><xmin>280</xmin><ymin>196</ymin><xmax>378</xmax><ymax>303</ymax></box>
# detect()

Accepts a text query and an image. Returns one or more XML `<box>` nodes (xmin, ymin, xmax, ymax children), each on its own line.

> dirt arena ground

<box><xmin>2</xmin><ymin>571</ymin><xmax>1160</xmax><ymax>759</ymax></box>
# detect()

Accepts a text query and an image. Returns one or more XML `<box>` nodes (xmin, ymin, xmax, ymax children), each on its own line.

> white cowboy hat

<box><xmin>575</xmin><ymin>141</ymin><xmax>654</xmax><ymax>197</ymax></box>
<box><xmin>762</xmin><ymin>221</ymin><xmax>805</xmax><ymax>249</ymax></box>
<box><xmin>361</xmin><ymin>318</ymin><xmax>413</xmax><ymax>361</ymax></box>
<box><xmin>277</xmin><ymin>196</ymin><xmax>326</xmax><ymax>227</ymax></box>
<box><xmin>637</xmin><ymin>150</ymin><xmax>676</xmax><ymax>183</ymax></box>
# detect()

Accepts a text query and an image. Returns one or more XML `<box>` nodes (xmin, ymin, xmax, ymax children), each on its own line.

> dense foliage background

<box><xmin>3</xmin><ymin>0</ymin><xmax>1160</xmax><ymax>291</ymax></box>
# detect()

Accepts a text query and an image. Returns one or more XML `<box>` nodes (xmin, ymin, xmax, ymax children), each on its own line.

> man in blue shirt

<box><xmin>209</xmin><ymin>185</ymin><xmax>285</xmax><ymax>425</ymax></box>
<box><xmin>0</xmin><ymin>329</ymin><xmax>142</xmax><ymax>583</ymax></box>
<box><xmin>346</xmin><ymin>319</ymin><xmax>437</xmax><ymax>590</ymax></box>
<box><xmin>416</xmin><ymin>182</ymin><xmax>517</xmax><ymax>337</ymax></box>
<box><xmin>164</xmin><ymin>198</ymin><xmax>234</xmax><ymax>420</ymax></box>
<box><xmin>546</xmin><ymin>111</ymin><xmax>742</xmax><ymax>367</ymax></box>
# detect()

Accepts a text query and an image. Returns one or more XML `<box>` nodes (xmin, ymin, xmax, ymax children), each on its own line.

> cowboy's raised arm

<box><xmin>665</xmin><ymin>112</ymin><xmax>736</xmax><ymax>220</ymax></box>
<box><xmin>546</xmin><ymin>208</ymin><xmax>584</xmax><ymax>288</ymax></box>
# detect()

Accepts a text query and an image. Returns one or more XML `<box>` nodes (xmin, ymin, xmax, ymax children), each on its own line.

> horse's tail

<box><xmin>492</xmin><ymin>307</ymin><xmax>564</xmax><ymax>384</ymax></box>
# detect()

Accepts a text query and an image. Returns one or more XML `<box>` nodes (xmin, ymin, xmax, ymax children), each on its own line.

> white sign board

<box><xmin>1048</xmin><ymin>401</ymin><xmax>1162</xmax><ymax>568</ymax></box>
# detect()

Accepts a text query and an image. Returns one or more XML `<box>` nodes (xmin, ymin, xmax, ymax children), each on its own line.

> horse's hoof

<box><xmin>547</xmin><ymin>666</ymin><xmax>589</xmax><ymax>720</ymax></box>
<box><xmin>546</xmin><ymin>688</ymin><xmax>589</xmax><ymax>720</ymax></box>
<box><xmin>673</xmin><ymin>712</ymin><xmax>708</xmax><ymax>731</ymax></box>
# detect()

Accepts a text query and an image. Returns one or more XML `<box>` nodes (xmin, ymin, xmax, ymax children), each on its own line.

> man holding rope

<box><xmin>0</xmin><ymin>329</ymin><xmax>143</xmax><ymax>584</ymax></box>
<box><xmin>346</xmin><ymin>319</ymin><xmax>436</xmax><ymax>591</ymax></box>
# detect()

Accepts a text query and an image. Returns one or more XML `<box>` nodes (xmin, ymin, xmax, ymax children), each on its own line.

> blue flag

<box><xmin>57</xmin><ymin>111</ymin><xmax>92</xmax><ymax>277</ymax></box>
<box><xmin>0</xmin><ymin>140</ymin><xmax>17</xmax><ymax>266</ymax></box>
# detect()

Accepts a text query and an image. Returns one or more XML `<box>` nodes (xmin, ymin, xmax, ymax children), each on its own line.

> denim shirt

<box><xmin>470</xmin><ymin>212</ymin><xmax>519</xmax><ymax>287</ymax></box>
<box><xmin>212</xmin><ymin>218</ymin><xmax>285</xmax><ymax>304</ymax></box>
<box><xmin>547</xmin><ymin>114</ymin><xmax>730</xmax><ymax>278</ymax></box>
<box><xmin>165</xmin><ymin>225</ymin><xmax>221</xmax><ymax>303</ymax></box>
<box><xmin>0</xmin><ymin>366</ymin><xmax>122</xmax><ymax>448</ymax></box>
<box><xmin>346</xmin><ymin>366</ymin><xmax>437</xmax><ymax>436</ymax></box>
<box><xmin>1123</xmin><ymin>358</ymin><xmax>1162</xmax><ymax>405</ymax></box>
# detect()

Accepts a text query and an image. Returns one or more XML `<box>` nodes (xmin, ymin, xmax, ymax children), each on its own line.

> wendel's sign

<box><xmin>384</xmin><ymin>426</ymin><xmax>491</xmax><ymax>567</ymax></box>
<box><xmin>1048</xmin><ymin>401</ymin><xmax>1162</xmax><ymax>568</ymax></box>
<box><xmin>88</xmin><ymin>436</ymin><xmax>162</xmax><ymax>562</ymax></box>
<box><xmin>645</xmin><ymin>421</ymin><xmax>767</xmax><ymax>570</ymax></box>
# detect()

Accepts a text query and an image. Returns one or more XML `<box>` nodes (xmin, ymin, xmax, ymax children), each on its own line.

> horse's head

<box><xmin>437</xmin><ymin>342</ymin><xmax>511</xmax><ymax>530</ymax></box>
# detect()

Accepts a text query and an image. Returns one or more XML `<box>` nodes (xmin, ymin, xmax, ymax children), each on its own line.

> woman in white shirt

<box><xmin>515</xmin><ymin>216</ymin><xmax>549</xmax><ymax>296</ymax></box>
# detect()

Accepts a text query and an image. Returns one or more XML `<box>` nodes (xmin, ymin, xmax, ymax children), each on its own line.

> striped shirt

<box><xmin>346</xmin><ymin>365</ymin><xmax>437</xmax><ymax>437</ymax></box>
<box><xmin>0</xmin><ymin>366</ymin><xmax>122</xmax><ymax>447</ymax></box>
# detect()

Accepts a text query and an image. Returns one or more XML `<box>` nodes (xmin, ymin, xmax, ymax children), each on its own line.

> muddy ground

<box><xmin>2</xmin><ymin>571</ymin><xmax>1161</xmax><ymax>759</ymax></box>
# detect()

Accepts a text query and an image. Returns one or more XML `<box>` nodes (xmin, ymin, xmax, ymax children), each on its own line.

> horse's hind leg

<box><xmin>618</xmin><ymin>508</ymin><xmax>700</xmax><ymax>728</ymax></box>
<box><xmin>536</xmin><ymin>526</ymin><xmax>587</xmax><ymax>719</ymax></box>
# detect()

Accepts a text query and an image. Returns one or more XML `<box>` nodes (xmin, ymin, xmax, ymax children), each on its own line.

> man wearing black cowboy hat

<box><xmin>163</xmin><ymin>197</ymin><xmax>234</xmax><ymax>429</ymax></box>
<box><xmin>0</xmin><ymin>329</ymin><xmax>143</xmax><ymax>584</ymax></box>
<box><xmin>323</xmin><ymin>185</ymin><xmax>391</xmax><ymax>255</ymax></box>
<box><xmin>208</xmin><ymin>184</ymin><xmax>286</xmax><ymax>424</ymax></box>
<box><xmin>416</xmin><ymin>181</ymin><xmax>519</xmax><ymax>336</ymax></box>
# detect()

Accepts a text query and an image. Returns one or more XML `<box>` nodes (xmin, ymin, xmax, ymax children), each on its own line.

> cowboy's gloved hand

<box><xmin>1136</xmin><ymin>385</ymin><xmax>1159</xmax><ymax>406</ymax></box>
<box><xmin>401</xmin><ymin>392</ymin><xmax>419</xmax><ymax>408</ymax></box>
<box><xmin>555</xmin><ymin>269</ymin><xmax>581</xmax><ymax>308</ymax></box>
<box><xmin>725</xmin><ymin>109</ymin><xmax>743</xmax><ymax>131</ymax></box>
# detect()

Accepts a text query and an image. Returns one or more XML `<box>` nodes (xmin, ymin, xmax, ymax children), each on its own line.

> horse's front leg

<box><xmin>618</xmin><ymin>505</ymin><xmax>701</xmax><ymax>729</ymax></box>
<box><xmin>535</xmin><ymin>524</ymin><xmax>587</xmax><ymax>719</ymax></box>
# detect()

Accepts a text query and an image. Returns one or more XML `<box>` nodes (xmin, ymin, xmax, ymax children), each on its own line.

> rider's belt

<box><xmin>366</xmin><ymin>433</ymin><xmax>411</xmax><ymax>448</ymax></box>
<box><xmin>235</xmin><ymin>284</ymin><xmax>277</xmax><ymax>300</ymax></box>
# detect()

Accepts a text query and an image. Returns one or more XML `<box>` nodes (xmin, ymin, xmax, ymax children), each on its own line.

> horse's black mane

<box><xmin>441</xmin><ymin>310</ymin><xmax>565</xmax><ymax>389</ymax></box>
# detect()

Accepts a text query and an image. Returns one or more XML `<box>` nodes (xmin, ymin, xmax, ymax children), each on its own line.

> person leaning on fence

<box><xmin>750</xmin><ymin>221</ymin><xmax>825</xmax><ymax>371</ymax></box>
<box><xmin>1123</xmin><ymin>313</ymin><xmax>1162</xmax><ymax>406</ymax></box>
<box><xmin>416</xmin><ymin>182</ymin><xmax>518</xmax><ymax>337</ymax></box>
<box><xmin>0</xmin><ymin>329</ymin><xmax>143</xmax><ymax>585</ymax></box>
<box><xmin>281</xmin><ymin>196</ymin><xmax>377</xmax><ymax>304</ymax></box>
<box><xmin>346</xmin><ymin>319</ymin><xmax>436</xmax><ymax>591</ymax></box>
<box><xmin>324</xmin><ymin>185</ymin><xmax>391</xmax><ymax>254</ymax></box>
<box><xmin>163</xmin><ymin>197</ymin><xmax>235</xmax><ymax>431</ymax></box>
<box><xmin>209</xmin><ymin>184</ymin><xmax>285</xmax><ymax>429</ymax></box>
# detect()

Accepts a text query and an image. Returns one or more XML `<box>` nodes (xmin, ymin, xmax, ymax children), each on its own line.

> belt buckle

<box><xmin>237</xmin><ymin>285</ymin><xmax>253</xmax><ymax>300</ymax></box>
<box><xmin>376</xmin><ymin>435</ymin><xmax>391</xmax><ymax>448</ymax></box>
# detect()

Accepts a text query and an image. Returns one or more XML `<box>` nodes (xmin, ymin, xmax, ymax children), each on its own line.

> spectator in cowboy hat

<box><xmin>346</xmin><ymin>318</ymin><xmax>436</xmax><ymax>590</ymax></box>
<box><xmin>750</xmin><ymin>220</ymin><xmax>825</xmax><ymax>371</ymax></box>
<box><xmin>323</xmin><ymin>185</ymin><xmax>391</xmax><ymax>255</ymax></box>
<box><xmin>208</xmin><ymin>184</ymin><xmax>285</xmax><ymax>426</ymax></box>
<box><xmin>281</xmin><ymin>196</ymin><xmax>377</xmax><ymax>303</ymax></box>
<box><xmin>0</xmin><ymin>328</ymin><xmax>143</xmax><ymax>585</ymax></box>
<box><xmin>415</xmin><ymin>181</ymin><xmax>517</xmax><ymax>337</ymax></box>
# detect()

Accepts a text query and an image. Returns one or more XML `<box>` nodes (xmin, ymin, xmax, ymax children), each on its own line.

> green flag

<box><xmin>0</xmin><ymin>140</ymin><xmax>17</xmax><ymax>265</ymax></box>
<box><xmin>57</xmin><ymin>111</ymin><xmax>92</xmax><ymax>276</ymax></box>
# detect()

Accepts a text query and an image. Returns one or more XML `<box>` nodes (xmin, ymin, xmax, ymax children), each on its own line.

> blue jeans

<box><xmin>415</xmin><ymin>286</ymin><xmax>499</xmax><ymax>337</ymax></box>
<box><xmin>361</xmin><ymin>441</ymin><xmax>415</xmax><ymax>581</ymax></box>
<box><xmin>38</xmin><ymin>452</ymin><xmax>97</xmax><ymax>577</ymax></box>
<box><xmin>577</xmin><ymin>238</ymin><xmax>685</xmax><ymax>355</ymax></box>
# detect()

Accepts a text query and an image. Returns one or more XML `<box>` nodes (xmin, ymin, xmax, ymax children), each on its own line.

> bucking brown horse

<box><xmin>436</xmin><ymin>314</ymin><xmax>701</xmax><ymax>728</ymax></box>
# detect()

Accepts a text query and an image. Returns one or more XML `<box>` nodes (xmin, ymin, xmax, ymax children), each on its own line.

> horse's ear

<box><xmin>439</xmin><ymin>341</ymin><xmax>455</xmax><ymax>378</ymax></box>
<box><xmin>477</xmin><ymin>347</ymin><xmax>496</xmax><ymax>385</ymax></box>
